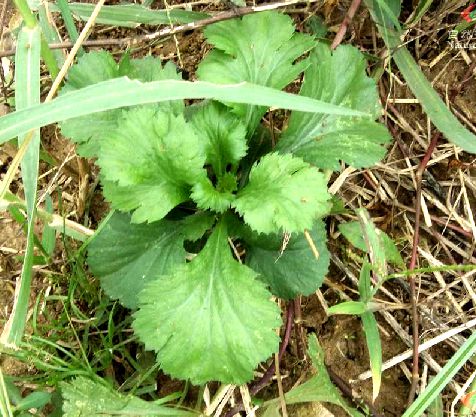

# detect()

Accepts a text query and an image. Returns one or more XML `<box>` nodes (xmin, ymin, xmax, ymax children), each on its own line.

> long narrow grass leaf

<box><xmin>407</xmin><ymin>0</ymin><xmax>434</xmax><ymax>25</ymax></box>
<box><xmin>402</xmin><ymin>331</ymin><xmax>476</xmax><ymax>417</ymax></box>
<box><xmin>365</xmin><ymin>0</ymin><xmax>476</xmax><ymax>153</ymax></box>
<box><xmin>48</xmin><ymin>2</ymin><xmax>209</xmax><ymax>28</ymax></box>
<box><xmin>56</xmin><ymin>0</ymin><xmax>81</xmax><ymax>50</ymax></box>
<box><xmin>0</xmin><ymin>25</ymin><xmax>41</xmax><ymax>347</ymax></box>
<box><xmin>391</xmin><ymin>46</ymin><xmax>476</xmax><ymax>153</ymax></box>
<box><xmin>0</xmin><ymin>369</ymin><xmax>14</xmax><ymax>417</ymax></box>
<box><xmin>13</xmin><ymin>0</ymin><xmax>59</xmax><ymax>77</ymax></box>
<box><xmin>361</xmin><ymin>311</ymin><xmax>382</xmax><ymax>401</ymax></box>
<box><xmin>38</xmin><ymin>3</ymin><xmax>65</xmax><ymax>66</ymax></box>
<box><xmin>0</xmin><ymin>78</ymin><xmax>367</xmax><ymax>144</ymax></box>
<box><xmin>41</xmin><ymin>194</ymin><xmax>56</xmax><ymax>257</ymax></box>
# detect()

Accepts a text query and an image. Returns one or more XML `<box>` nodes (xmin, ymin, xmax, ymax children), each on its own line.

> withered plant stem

<box><xmin>406</xmin><ymin>132</ymin><xmax>440</xmax><ymax>406</ymax></box>
<box><xmin>331</xmin><ymin>0</ymin><xmax>362</xmax><ymax>50</ymax></box>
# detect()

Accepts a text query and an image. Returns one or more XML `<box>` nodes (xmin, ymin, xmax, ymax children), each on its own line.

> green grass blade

<box><xmin>407</xmin><ymin>0</ymin><xmax>434</xmax><ymax>25</ymax></box>
<box><xmin>327</xmin><ymin>301</ymin><xmax>368</xmax><ymax>315</ymax></box>
<box><xmin>357</xmin><ymin>208</ymin><xmax>387</xmax><ymax>283</ymax></box>
<box><xmin>361</xmin><ymin>311</ymin><xmax>382</xmax><ymax>401</ymax></box>
<box><xmin>38</xmin><ymin>3</ymin><xmax>65</xmax><ymax>67</ymax></box>
<box><xmin>402</xmin><ymin>331</ymin><xmax>476</xmax><ymax>417</ymax></box>
<box><xmin>0</xmin><ymin>369</ymin><xmax>14</xmax><ymax>417</ymax></box>
<box><xmin>12</xmin><ymin>0</ymin><xmax>37</xmax><ymax>28</ymax></box>
<box><xmin>391</xmin><ymin>47</ymin><xmax>476</xmax><ymax>153</ymax></box>
<box><xmin>13</xmin><ymin>0</ymin><xmax>59</xmax><ymax>78</ymax></box>
<box><xmin>365</xmin><ymin>0</ymin><xmax>476</xmax><ymax>153</ymax></box>
<box><xmin>56</xmin><ymin>0</ymin><xmax>81</xmax><ymax>50</ymax></box>
<box><xmin>0</xmin><ymin>78</ymin><xmax>368</xmax><ymax>144</ymax></box>
<box><xmin>41</xmin><ymin>194</ymin><xmax>56</xmax><ymax>257</ymax></box>
<box><xmin>0</xmin><ymin>25</ymin><xmax>41</xmax><ymax>347</ymax></box>
<box><xmin>48</xmin><ymin>2</ymin><xmax>209</xmax><ymax>28</ymax></box>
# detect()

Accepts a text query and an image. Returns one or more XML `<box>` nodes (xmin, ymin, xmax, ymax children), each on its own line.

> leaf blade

<box><xmin>59</xmin><ymin>51</ymin><xmax>183</xmax><ymax>156</ymax></box>
<box><xmin>191</xmin><ymin>102</ymin><xmax>247</xmax><ymax>176</ymax></box>
<box><xmin>283</xmin><ymin>335</ymin><xmax>364</xmax><ymax>417</ymax></box>
<box><xmin>401</xmin><ymin>331</ymin><xmax>476</xmax><ymax>417</ymax></box>
<box><xmin>0</xmin><ymin>78</ymin><xmax>368</xmax><ymax>145</ymax></box>
<box><xmin>0</xmin><ymin>25</ymin><xmax>41</xmax><ymax>347</ymax></box>
<box><xmin>87</xmin><ymin>211</ymin><xmax>214</xmax><ymax>309</ymax></box>
<box><xmin>327</xmin><ymin>301</ymin><xmax>368</xmax><ymax>316</ymax></box>
<box><xmin>276</xmin><ymin>43</ymin><xmax>391</xmax><ymax>170</ymax></box>
<box><xmin>365</xmin><ymin>0</ymin><xmax>476</xmax><ymax>153</ymax></box>
<box><xmin>61</xmin><ymin>377</ymin><xmax>198</xmax><ymax>416</ymax></box>
<box><xmin>245</xmin><ymin>220</ymin><xmax>330</xmax><ymax>299</ymax></box>
<box><xmin>361</xmin><ymin>311</ymin><xmax>382</xmax><ymax>401</ymax></box>
<box><xmin>53</xmin><ymin>2</ymin><xmax>209</xmax><ymax>27</ymax></box>
<box><xmin>233</xmin><ymin>153</ymin><xmax>330</xmax><ymax>234</ymax></box>
<box><xmin>97</xmin><ymin>107</ymin><xmax>206</xmax><ymax>223</ymax></box>
<box><xmin>339</xmin><ymin>220</ymin><xmax>404</xmax><ymax>269</ymax></box>
<box><xmin>197</xmin><ymin>11</ymin><xmax>315</xmax><ymax>132</ymax></box>
<box><xmin>133</xmin><ymin>219</ymin><xmax>281</xmax><ymax>384</ymax></box>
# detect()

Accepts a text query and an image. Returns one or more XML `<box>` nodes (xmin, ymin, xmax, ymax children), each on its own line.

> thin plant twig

<box><xmin>275</xmin><ymin>352</ymin><xmax>288</xmax><ymax>417</ymax></box>
<box><xmin>46</xmin><ymin>0</ymin><xmax>107</xmax><ymax>101</ymax></box>
<box><xmin>326</xmin><ymin>367</ymin><xmax>385</xmax><ymax>417</ymax></box>
<box><xmin>304</xmin><ymin>229</ymin><xmax>319</xmax><ymax>259</ymax></box>
<box><xmin>331</xmin><ymin>0</ymin><xmax>362</xmax><ymax>50</ymax></box>
<box><xmin>407</xmin><ymin>132</ymin><xmax>440</xmax><ymax>406</ymax></box>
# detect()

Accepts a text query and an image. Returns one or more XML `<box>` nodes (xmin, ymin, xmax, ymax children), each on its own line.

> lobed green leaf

<box><xmin>282</xmin><ymin>335</ymin><xmax>364</xmax><ymax>417</ymax></box>
<box><xmin>191</xmin><ymin>102</ymin><xmax>247</xmax><ymax>176</ymax></box>
<box><xmin>197</xmin><ymin>11</ymin><xmax>315</xmax><ymax>132</ymax></box>
<box><xmin>60</xmin><ymin>51</ymin><xmax>182</xmax><ymax>156</ymax></box>
<box><xmin>277</xmin><ymin>43</ymin><xmax>391</xmax><ymax>170</ymax></box>
<box><xmin>88</xmin><ymin>211</ymin><xmax>214</xmax><ymax>309</ymax></box>
<box><xmin>97</xmin><ymin>107</ymin><xmax>206</xmax><ymax>223</ymax></box>
<box><xmin>61</xmin><ymin>377</ymin><xmax>197</xmax><ymax>416</ymax></box>
<box><xmin>233</xmin><ymin>153</ymin><xmax>331</xmax><ymax>234</ymax></box>
<box><xmin>133</xmin><ymin>220</ymin><xmax>281</xmax><ymax>384</ymax></box>
<box><xmin>190</xmin><ymin>177</ymin><xmax>236</xmax><ymax>213</ymax></box>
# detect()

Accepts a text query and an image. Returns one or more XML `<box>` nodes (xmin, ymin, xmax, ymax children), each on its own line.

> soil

<box><xmin>1</xmin><ymin>0</ymin><xmax>476</xmax><ymax>416</ymax></box>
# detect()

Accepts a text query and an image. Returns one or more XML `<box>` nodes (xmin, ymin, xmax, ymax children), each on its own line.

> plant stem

<box><xmin>12</xmin><ymin>0</ymin><xmax>59</xmax><ymax>77</ymax></box>
<box><xmin>40</xmin><ymin>37</ymin><xmax>59</xmax><ymax>78</ymax></box>
<box><xmin>13</xmin><ymin>0</ymin><xmax>36</xmax><ymax>28</ymax></box>
<box><xmin>2</xmin><ymin>191</ymin><xmax>94</xmax><ymax>240</ymax></box>
<box><xmin>327</xmin><ymin>366</ymin><xmax>385</xmax><ymax>417</ymax></box>
<box><xmin>331</xmin><ymin>0</ymin><xmax>362</xmax><ymax>49</ymax></box>
<box><xmin>387</xmin><ymin>264</ymin><xmax>476</xmax><ymax>279</ymax></box>
<box><xmin>406</xmin><ymin>132</ymin><xmax>440</xmax><ymax>406</ymax></box>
